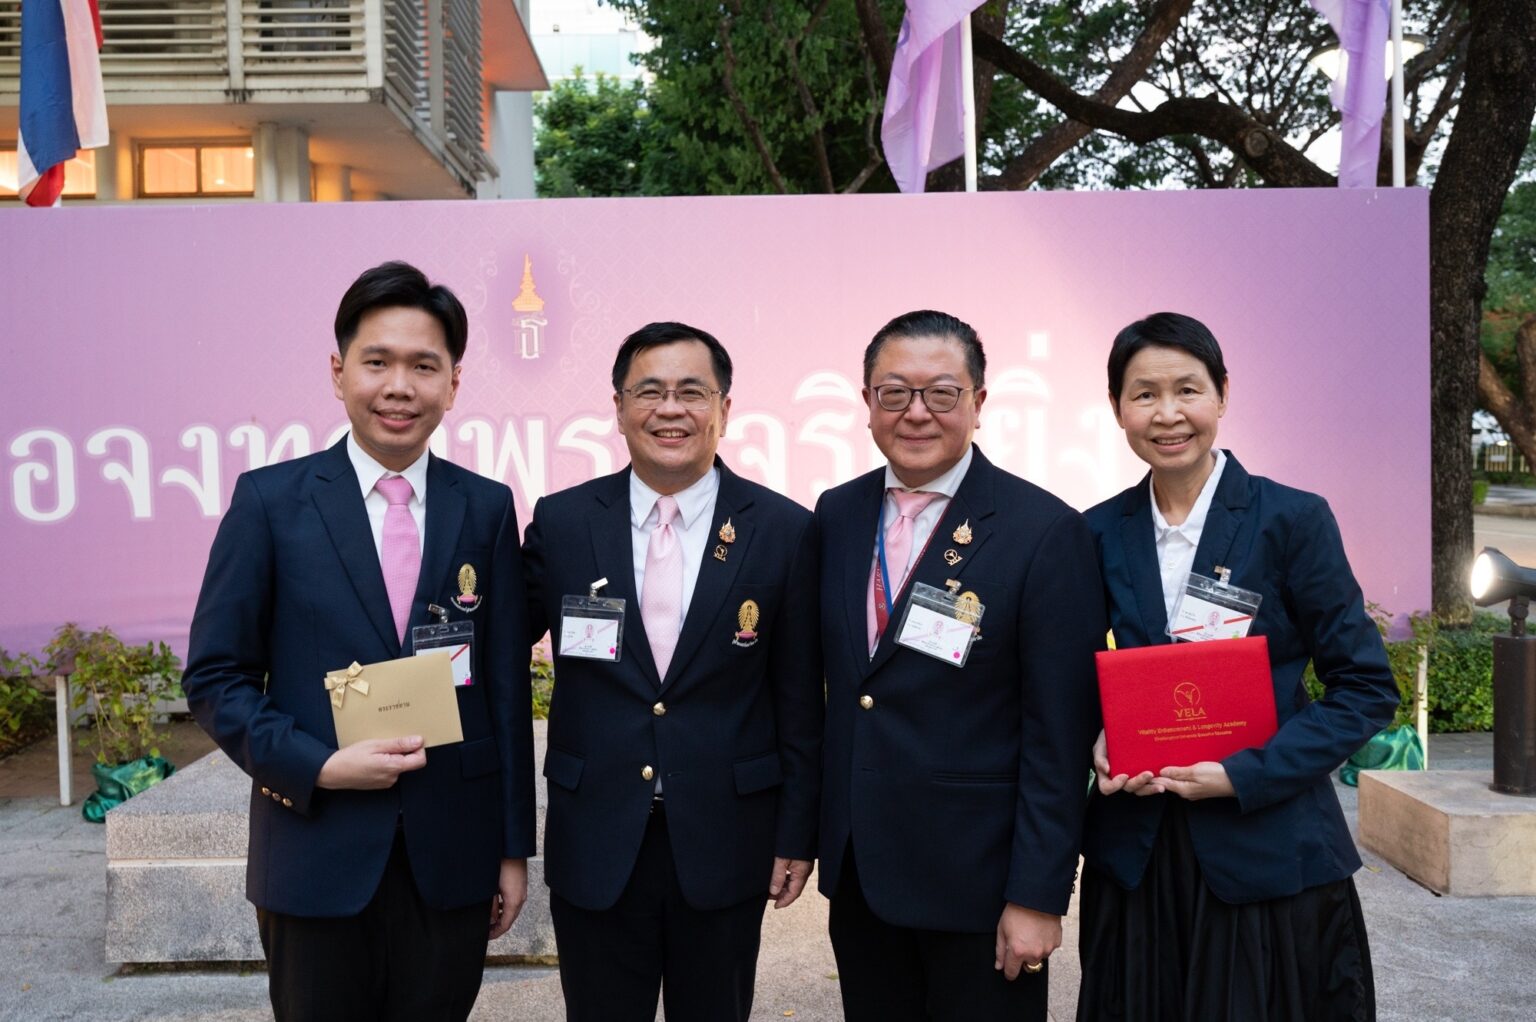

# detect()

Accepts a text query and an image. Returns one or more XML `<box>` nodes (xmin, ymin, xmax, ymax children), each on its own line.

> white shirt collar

<box><xmin>347</xmin><ymin>433</ymin><xmax>430</xmax><ymax>503</ymax></box>
<box><xmin>1150</xmin><ymin>449</ymin><xmax>1227</xmax><ymax>543</ymax></box>
<box><xmin>630</xmin><ymin>465</ymin><xmax>721</xmax><ymax>529</ymax></box>
<box><xmin>882</xmin><ymin>445</ymin><xmax>974</xmax><ymax>498</ymax></box>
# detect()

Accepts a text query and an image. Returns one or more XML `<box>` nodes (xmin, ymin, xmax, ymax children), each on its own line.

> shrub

<box><xmin>1303</xmin><ymin>610</ymin><xmax>1501</xmax><ymax>733</ymax></box>
<box><xmin>0</xmin><ymin>647</ymin><xmax>51</xmax><ymax>755</ymax></box>
<box><xmin>1473</xmin><ymin>479</ymin><xmax>1490</xmax><ymax>505</ymax></box>
<box><xmin>47</xmin><ymin>624</ymin><xmax>183</xmax><ymax>764</ymax></box>
<box><xmin>531</xmin><ymin>642</ymin><xmax>553</xmax><ymax>721</ymax></box>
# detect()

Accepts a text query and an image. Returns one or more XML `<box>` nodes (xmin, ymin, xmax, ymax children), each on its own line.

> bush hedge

<box><xmin>0</xmin><ymin>648</ymin><xmax>52</xmax><ymax>757</ymax></box>
<box><xmin>1304</xmin><ymin>609</ymin><xmax>1502</xmax><ymax>732</ymax></box>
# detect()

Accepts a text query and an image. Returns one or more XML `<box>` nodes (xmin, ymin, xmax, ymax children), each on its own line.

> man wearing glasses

<box><xmin>521</xmin><ymin>322</ymin><xmax>823</xmax><ymax>1022</ymax></box>
<box><xmin>813</xmin><ymin>311</ymin><xmax>1104</xmax><ymax>1022</ymax></box>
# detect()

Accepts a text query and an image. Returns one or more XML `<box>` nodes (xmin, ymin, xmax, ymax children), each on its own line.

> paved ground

<box><xmin>1472</xmin><ymin>509</ymin><xmax>1536</xmax><ymax>569</ymax></box>
<box><xmin>4</xmin><ymin>727</ymin><xmax>1535</xmax><ymax>1021</ymax></box>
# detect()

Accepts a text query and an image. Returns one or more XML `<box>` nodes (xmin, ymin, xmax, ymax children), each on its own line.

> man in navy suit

<box><xmin>521</xmin><ymin>322</ymin><xmax>822</xmax><ymax>1022</ymax></box>
<box><xmin>815</xmin><ymin>310</ymin><xmax>1104</xmax><ymax>1022</ymax></box>
<box><xmin>183</xmin><ymin>262</ymin><xmax>535</xmax><ymax>1021</ymax></box>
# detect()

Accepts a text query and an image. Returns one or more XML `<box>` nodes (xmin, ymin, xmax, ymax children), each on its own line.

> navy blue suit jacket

<box><xmin>183</xmin><ymin>439</ymin><xmax>536</xmax><ymax>917</ymax></box>
<box><xmin>1082</xmin><ymin>451</ymin><xmax>1397</xmax><ymax>904</ymax></box>
<box><xmin>816</xmin><ymin>447</ymin><xmax>1105</xmax><ymax>931</ymax></box>
<box><xmin>522</xmin><ymin>460</ymin><xmax>822</xmax><ymax>912</ymax></box>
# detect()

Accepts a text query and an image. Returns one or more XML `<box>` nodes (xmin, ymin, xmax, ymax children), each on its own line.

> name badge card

<box><xmin>1169</xmin><ymin>572</ymin><xmax>1262</xmax><ymax>642</ymax></box>
<box><xmin>896</xmin><ymin>582</ymin><xmax>985</xmax><ymax>668</ymax></box>
<box><xmin>412</xmin><ymin>620</ymin><xmax>475</xmax><ymax>687</ymax></box>
<box><xmin>560</xmin><ymin>584</ymin><xmax>626</xmax><ymax>662</ymax></box>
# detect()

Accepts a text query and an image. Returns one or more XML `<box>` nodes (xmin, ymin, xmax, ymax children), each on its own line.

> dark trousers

<box><xmin>828</xmin><ymin>845</ymin><xmax>1048</xmax><ymax>1022</ymax></box>
<box><xmin>256</xmin><ymin>829</ymin><xmax>490</xmax><ymax>1022</ymax></box>
<box><xmin>550</xmin><ymin>802</ymin><xmax>766</xmax><ymax>1022</ymax></box>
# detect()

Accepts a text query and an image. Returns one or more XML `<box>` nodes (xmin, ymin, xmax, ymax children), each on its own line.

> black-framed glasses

<box><xmin>620</xmin><ymin>385</ymin><xmax>723</xmax><ymax>410</ymax></box>
<box><xmin>872</xmin><ymin>384</ymin><xmax>971</xmax><ymax>413</ymax></box>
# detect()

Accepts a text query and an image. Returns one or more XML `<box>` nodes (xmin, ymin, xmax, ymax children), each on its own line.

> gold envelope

<box><xmin>325</xmin><ymin>652</ymin><xmax>463</xmax><ymax>749</ymax></box>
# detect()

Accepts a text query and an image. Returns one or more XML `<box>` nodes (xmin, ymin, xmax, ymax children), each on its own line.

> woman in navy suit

<box><xmin>1076</xmin><ymin>312</ymin><xmax>1399</xmax><ymax>1021</ymax></box>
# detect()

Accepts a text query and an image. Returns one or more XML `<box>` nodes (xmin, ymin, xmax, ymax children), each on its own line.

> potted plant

<box><xmin>46</xmin><ymin>624</ymin><xmax>183</xmax><ymax>821</ymax></box>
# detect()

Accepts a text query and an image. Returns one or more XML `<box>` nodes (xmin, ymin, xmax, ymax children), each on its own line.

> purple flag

<box><xmin>881</xmin><ymin>1</ymin><xmax>985</xmax><ymax>194</ymax></box>
<box><xmin>1309</xmin><ymin>0</ymin><xmax>1390</xmax><ymax>188</ymax></box>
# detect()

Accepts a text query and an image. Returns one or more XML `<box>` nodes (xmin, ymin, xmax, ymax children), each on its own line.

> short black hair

<box><xmin>863</xmin><ymin>310</ymin><xmax>986</xmax><ymax>389</ymax></box>
<box><xmin>1107</xmin><ymin>312</ymin><xmax>1228</xmax><ymax>399</ymax></box>
<box><xmin>611</xmin><ymin>322</ymin><xmax>734</xmax><ymax>395</ymax></box>
<box><xmin>334</xmin><ymin>261</ymin><xmax>469</xmax><ymax>364</ymax></box>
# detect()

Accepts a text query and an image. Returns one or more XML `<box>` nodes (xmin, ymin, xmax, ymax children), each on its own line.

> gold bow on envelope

<box><xmin>325</xmin><ymin>652</ymin><xmax>463</xmax><ymax>749</ymax></box>
<box><xmin>325</xmin><ymin>662</ymin><xmax>370</xmax><ymax>708</ymax></box>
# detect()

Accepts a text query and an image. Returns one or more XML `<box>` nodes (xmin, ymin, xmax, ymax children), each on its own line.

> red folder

<box><xmin>1095</xmin><ymin>636</ymin><xmax>1277</xmax><ymax>778</ymax></box>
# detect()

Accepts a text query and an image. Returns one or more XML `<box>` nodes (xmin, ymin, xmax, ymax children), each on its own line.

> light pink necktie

<box><xmin>867</xmin><ymin>488</ymin><xmax>940</xmax><ymax>651</ymax></box>
<box><xmin>642</xmin><ymin>495</ymin><xmax>683</xmax><ymax>677</ymax></box>
<box><xmin>375</xmin><ymin>475</ymin><xmax>420</xmax><ymax>645</ymax></box>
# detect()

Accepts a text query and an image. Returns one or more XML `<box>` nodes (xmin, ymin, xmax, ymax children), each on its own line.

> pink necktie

<box><xmin>867</xmin><ymin>488</ymin><xmax>940</xmax><ymax>651</ymax></box>
<box><xmin>642</xmin><ymin>495</ymin><xmax>683</xmax><ymax>677</ymax></box>
<box><xmin>375</xmin><ymin>475</ymin><xmax>420</xmax><ymax>645</ymax></box>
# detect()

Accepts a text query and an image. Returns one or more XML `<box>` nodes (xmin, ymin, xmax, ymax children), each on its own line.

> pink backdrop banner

<box><xmin>0</xmin><ymin>190</ymin><xmax>1430</xmax><ymax>656</ymax></box>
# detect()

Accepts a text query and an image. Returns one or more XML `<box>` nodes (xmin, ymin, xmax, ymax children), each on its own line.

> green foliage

<box><xmin>0</xmin><ymin>647</ymin><xmax>50</xmax><ymax>749</ymax></box>
<box><xmin>535</xmin><ymin>71</ymin><xmax>655</xmax><ymax>197</ymax></box>
<box><xmin>1303</xmin><ymin>610</ymin><xmax>1503</xmax><ymax>733</ymax></box>
<box><xmin>48</xmin><ymin>624</ymin><xmax>183</xmax><ymax>765</ymax></box>
<box><xmin>1473</xmin><ymin>479</ymin><xmax>1489</xmax><ymax>505</ymax></box>
<box><xmin>610</xmin><ymin>0</ymin><xmax>901</xmax><ymax>195</ymax></box>
<box><xmin>530</xmin><ymin>644</ymin><xmax>554</xmax><ymax>721</ymax></box>
<box><xmin>1479</xmin><ymin>128</ymin><xmax>1536</xmax><ymax>398</ymax></box>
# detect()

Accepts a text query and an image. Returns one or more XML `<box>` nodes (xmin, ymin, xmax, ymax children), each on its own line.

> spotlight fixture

<box><xmin>1470</xmin><ymin>547</ymin><xmax>1536</xmax><ymax>635</ymax></box>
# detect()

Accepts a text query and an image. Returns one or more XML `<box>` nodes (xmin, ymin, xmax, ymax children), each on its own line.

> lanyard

<box><xmin>874</xmin><ymin>501</ymin><xmax>943</xmax><ymax>622</ymax></box>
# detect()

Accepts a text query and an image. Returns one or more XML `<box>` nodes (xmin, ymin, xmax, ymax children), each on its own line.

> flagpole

<box><xmin>1389</xmin><ymin>0</ymin><xmax>1406</xmax><ymax>186</ymax></box>
<box><xmin>960</xmin><ymin>13</ymin><xmax>977</xmax><ymax>193</ymax></box>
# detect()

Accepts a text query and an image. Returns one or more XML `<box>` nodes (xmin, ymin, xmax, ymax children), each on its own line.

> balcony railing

<box><xmin>0</xmin><ymin>0</ymin><xmax>490</xmax><ymax>188</ymax></box>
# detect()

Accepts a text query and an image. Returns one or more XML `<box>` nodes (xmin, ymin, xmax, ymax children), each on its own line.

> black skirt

<box><xmin>1076</xmin><ymin>799</ymin><xmax>1375</xmax><ymax>1022</ymax></box>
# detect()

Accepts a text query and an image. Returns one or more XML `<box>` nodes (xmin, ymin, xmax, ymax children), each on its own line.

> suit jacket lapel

<box><xmin>588</xmin><ymin>471</ymin><xmax>658</xmax><ymax>685</ymax></box>
<box><xmin>866</xmin><ymin>446</ymin><xmax>997</xmax><ymax>677</ymax></box>
<box><xmin>1120</xmin><ymin>474</ymin><xmax>1169</xmax><ymax>645</ymax></box>
<box><xmin>312</xmin><ymin>441</ymin><xmax>399</xmax><ymax>655</ymax></box>
<box><xmin>843</xmin><ymin>470</ymin><xmax>886</xmax><ymax>673</ymax></box>
<box><xmin>415</xmin><ymin>454</ymin><xmax>466</xmax><ymax>633</ymax></box>
<box><xmin>664</xmin><ymin>463</ymin><xmax>752</xmax><ymax>689</ymax></box>
<box><xmin>1191</xmin><ymin>451</ymin><xmax>1251</xmax><ymax>582</ymax></box>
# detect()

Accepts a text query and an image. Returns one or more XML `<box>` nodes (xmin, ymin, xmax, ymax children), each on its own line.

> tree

<box><xmin>610</xmin><ymin>0</ymin><xmax>903</xmax><ymax>194</ymax></box>
<box><xmin>1476</xmin><ymin>129</ymin><xmax>1536</xmax><ymax>472</ymax></box>
<box><xmin>534</xmin><ymin>72</ymin><xmax>654</xmax><ymax>198</ymax></box>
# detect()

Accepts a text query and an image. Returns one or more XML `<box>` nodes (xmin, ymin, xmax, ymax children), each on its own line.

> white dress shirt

<box><xmin>347</xmin><ymin>434</ymin><xmax>429</xmax><ymax>559</ymax></box>
<box><xmin>630</xmin><ymin>467</ymin><xmax>721</xmax><ymax>631</ymax></box>
<box><xmin>1150</xmin><ymin>450</ymin><xmax>1228</xmax><ymax>622</ymax></box>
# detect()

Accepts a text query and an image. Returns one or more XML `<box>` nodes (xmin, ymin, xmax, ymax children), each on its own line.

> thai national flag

<box><xmin>18</xmin><ymin>0</ymin><xmax>108</xmax><ymax>207</ymax></box>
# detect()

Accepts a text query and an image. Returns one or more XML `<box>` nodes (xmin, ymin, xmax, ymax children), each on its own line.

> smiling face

<box><xmin>864</xmin><ymin>334</ymin><xmax>985</xmax><ymax>488</ymax></box>
<box><xmin>615</xmin><ymin>339</ymin><xmax>731</xmax><ymax>494</ymax></box>
<box><xmin>1111</xmin><ymin>344</ymin><xmax>1227</xmax><ymax>483</ymax></box>
<box><xmin>331</xmin><ymin>306</ymin><xmax>460</xmax><ymax>471</ymax></box>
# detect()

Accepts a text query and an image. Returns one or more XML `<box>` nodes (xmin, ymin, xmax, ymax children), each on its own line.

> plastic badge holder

<box><xmin>412</xmin><ymin>619</ymin><xmax>476</xmax><ymax>686</ymax></box>
<box><xmin>559</xmin><ymin>593</ymin><xmax>626</xmax><ymax>662</ymax></box>
<box><xmin>1168</xmin><ymin>572</ymin><xmax>1262</xmax><ymax>642</ymax></box>
<box><xmin>894</xmin><ymin>581</ymin><xmax>986</xmax><ymax>668</ymax></box>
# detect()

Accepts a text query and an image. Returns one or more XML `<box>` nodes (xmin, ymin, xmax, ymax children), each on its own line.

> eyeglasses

<box><xmin>620</xmin><ymin>385</ymin><xmax>723</xmax><ymax>410</ymax></box>
<box><xmin>872</xmin><ymin>384</ymin><xmax>972</xmax><ymax>413</ymax></box>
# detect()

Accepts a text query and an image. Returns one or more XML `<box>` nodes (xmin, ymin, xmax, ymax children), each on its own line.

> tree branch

<box><xmin>974</xmin><ymin>27</ymin><xmax>1334</xmax><ymax>187</ymax></box>
<box><xmin>718</xmin><ymin>6</ymin><xmax>788</xmax><ymax>194</ymax></box>
<box><xmin>998</xmin><ymin>0</ymin><xmax>1195</xmax><ymax>189</ymax></box>
<box><xmin>852</xmin><ymin>0</ymin><xmax>893</xmax><ymax>85</ymax></box>
<box><xmin>763</xmin><ymin>0</ymin><xmax>836</xmax><ymax>193</ymax></box>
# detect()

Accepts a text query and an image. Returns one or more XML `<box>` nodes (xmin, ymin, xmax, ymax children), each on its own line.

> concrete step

<box><xmin>104</xmin><ymin>722</ymin><xmax>552</xmax><ymax>963</ymax></box>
